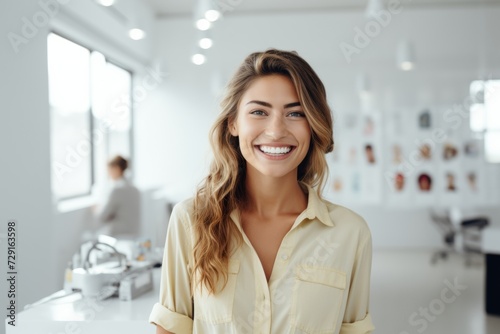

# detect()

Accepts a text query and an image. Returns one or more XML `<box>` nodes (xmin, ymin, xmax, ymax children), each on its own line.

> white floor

<box><xmin>371</xmin><ymin>250</ymin><xmax>500</xmax><ymax>334</ymax></box>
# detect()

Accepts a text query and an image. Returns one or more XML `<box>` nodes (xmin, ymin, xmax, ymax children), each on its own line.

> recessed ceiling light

<box><xmin>192</xmin><ymin>53</ymin><xmax>206</xmax><ymax>65</ymax></box>
<box><xmin>129</xmin><ymin>28</ymin><xmax>146</xmax><ymax>40</ymax></box>
<box><xmin>205</xmin><ymin>9</ymin><xmax>221</xmax><ymax>22</ymax></box>
<box><xmin>397</xmin><ymin>40</ymin><xmax>415</xmax><ymax>71</ymax></box>
<box><xmin>400</xmin><ymin>61</ymin><xmax>414</xmax><ymax>71</ymax></box>
<box><xmin>96</xmin><ymin>0</ymin><xmax>115</xmax><ymax>6</ymax></box>
<box><xmin>196</xmin><ymin>18</ymin><xmax>211</xmax><ymax>31</ymax></box>
<box><xmin>199</xmin><ymin>38</ymin><xmax>213</xmax><ymax>49</ymax></box>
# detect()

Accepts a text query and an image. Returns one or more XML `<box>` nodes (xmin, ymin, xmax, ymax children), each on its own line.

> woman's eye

<box><xmin>288</xmin><ymin>111</ymin><xmax>305</xmax><ymax>117</ymax></box>
<box><xmin>250</xmin><ymin>110</ymin><xmax>266</xmax><ymax>116</ymax></box>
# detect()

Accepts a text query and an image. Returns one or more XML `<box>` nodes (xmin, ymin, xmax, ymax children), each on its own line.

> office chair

<box><xmin>461</xmin><ymin>217</ymin><xmax>489</xmax><ymax>265</ymax></box>
<box><xmin>429</xmin><ymin>209</ymin><xmax>489</xmax><ymax>266</ymax></box>
<box><xmin>430</xmin><ymin>210</ymin><xmax>456</xmax><ymax>264</ymax></box>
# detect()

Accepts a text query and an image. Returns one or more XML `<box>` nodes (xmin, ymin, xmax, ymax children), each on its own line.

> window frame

<box><xmin>469</xmin><ymin>79</ymin><xmax>500</xmax><ymax>164</ymax></box>
<box><xmin>49</xmin><ymin>30</ymin><xmax>135</xmax><ymax>201</ymax></box>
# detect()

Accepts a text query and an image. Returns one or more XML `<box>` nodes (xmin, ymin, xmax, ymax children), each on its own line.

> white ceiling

<box><xmin>143</xmin><ymin>0</ymin><xmax>500</xmax><ymax>17</ymax></box>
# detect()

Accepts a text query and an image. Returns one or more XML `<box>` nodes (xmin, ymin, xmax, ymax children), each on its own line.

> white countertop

<box><xmin>5</xmin><ymin>268</ymin><xmax>162</xmax><ymax>334</ymax></box>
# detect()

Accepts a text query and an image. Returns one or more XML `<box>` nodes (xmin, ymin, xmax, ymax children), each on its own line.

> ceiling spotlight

<box><xmin>96</xmin><ymin>0</ymin><xmax>115</xmax><ymax>6</ymax></box>
<box><xmin>192</xmin><ymin>53</ymin><xmax>206</xmax><ymax>65</ymax></box>
<box><xmin>205</xmin><ymin>9</ymin><xmax>221</xmax><ymax>22</ymax></box>
<box><xmin>397</xmin><ymin>40</ymin><xmax>415</xmax><ymax>71</ymax></box>
<box><xmin>365</xmin><ymin>0</ymin><xmax>384</xmax><ymax>19</ymax></box>
<box><xmin>400</xmin><ymin>61</ymin><xmax>414</xmax><ymax>71</ymax></box>
<box><xmin>199</xmin><ymin>37</ymin><xmax>213</xmax><ymax>49</ymax></box>
<box><xmin>196</xmin><ymin>18</ymin><xmax>211</xmax><ymax>31</ymax></box>
<box><xmin>128</xmin><ymin>28</ymin><xmax>146</xmax><ymax>40</ymax></box>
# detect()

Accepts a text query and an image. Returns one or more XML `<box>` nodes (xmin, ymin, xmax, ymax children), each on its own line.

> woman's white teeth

<box><xmin>259</xmin><ymin>146</ymin><xmax>292</xmax><ymax>154</ymax></box>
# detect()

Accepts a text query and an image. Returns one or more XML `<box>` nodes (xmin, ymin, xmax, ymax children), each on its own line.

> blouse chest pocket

<box><xmin>193</xmin><ymin>260</ymin><xmax>240</xmax><ymax>324</ymax></box>
<box><xmin>290</xmin><ymin>265</ymin><xmax>347</xmax><ymax>334</ymax></box>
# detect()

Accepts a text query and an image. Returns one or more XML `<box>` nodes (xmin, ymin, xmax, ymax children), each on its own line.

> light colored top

<box><xmin>149</xmin><ymin>184</ymin><xmax>374</xmax><ymax>334</ymax></box>
<box><xmin>97</xmin><ymin>178</ymin><xmax>141</xmax><ymax>237</ymax></box>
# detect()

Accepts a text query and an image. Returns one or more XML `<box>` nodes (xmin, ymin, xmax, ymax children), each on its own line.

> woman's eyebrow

<box><xmin>246</xmin><ymin>100</ymin><xmax>301</xmax><ymax>108</ymax></box>
<box><xmin>284</xmin><ymin>102</ymin><xmax>301</xmax><ymax>108</ymax></box>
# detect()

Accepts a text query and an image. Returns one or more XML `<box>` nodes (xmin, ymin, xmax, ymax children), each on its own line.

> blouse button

<box><xmin>281</xmin><ymin>254</ymin><xmax>289</xmax><ymax>260</ymax></box>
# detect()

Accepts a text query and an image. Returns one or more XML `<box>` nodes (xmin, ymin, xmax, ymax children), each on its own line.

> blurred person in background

<box><xmin>95</xmin><ymin>155</ymin><xmax>140</xmax><ymax>238</ymax></box>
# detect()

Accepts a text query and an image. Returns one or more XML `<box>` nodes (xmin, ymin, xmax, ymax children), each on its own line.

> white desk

<box><xmin>5</xmin><ymin>269</ymin><xmax>161</xmax><ymax>334</ymax></box>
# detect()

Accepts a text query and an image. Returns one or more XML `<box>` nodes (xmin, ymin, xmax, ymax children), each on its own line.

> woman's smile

<box><xmin>230</xmin><ymin>74</ymin><xmax>311</xmax><ymax>179</ymax></box>
<box><xmin>255</xmin><ymin>144</ymin><xmax>296</xmax><ymax>160</ymax></box>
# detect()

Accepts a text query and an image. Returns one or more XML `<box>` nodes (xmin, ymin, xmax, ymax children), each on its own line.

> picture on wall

<box><xmin>363</xmin><ymin>116</ymin><xmax>375</xmax><ymax>136</ymax></box>
<box><xmin>464</xmin><ymin>140</ymin><xmax>480</xmax><ymax>157</ymax></box>
<box><xmin>325</xmin><ymin>110</ymin><xmax>384</xmax><ymax>205</ymax></box>
<box><xmin>394</xmin><ymin>172</ymin><xmax>405</xmax><ymax>192</ymax></box>
<box><xmin>467</xmin><ymin>172</ymin><xmax>477</xmax><ymax>191</ymax></box>
<box><xmin>332</xmin><ymin>177</ymin><xmax>343</xmax><ymax>192</ymax></box>
<box><xmin>419</xmin><ymin>109</ymin><xmax>431</xmax><ymax>129</ymax></box>
<box><xmin>419</xmin><ymin>143</ymin><xmax>432</xmax><ymax>160</ymax></box>
<box><xmin>392</xmin><ymin>144</ymin><xmax>403</xmax><ymax>164</ymax></box>
<box><xmin>443</xmin><ymin>142</ymin><xmax>459</xmax><ymax>160</ymax></box>
<box><xmin>418</xmin><ymin>173</ymin><xmax>433</xmax><ymax>192</ymax></box>
<box><xmin>445</xmin><ymin>172</ymin><xmax>457</xmax><ymax>192</ymax></box>
<box><xmin>364</xmin><ymin>144</ymin><xmax>376</xmax><ymax>164</ymax></box>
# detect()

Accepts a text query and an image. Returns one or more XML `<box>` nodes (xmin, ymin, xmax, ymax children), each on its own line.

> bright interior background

<box><xmin>1</xmin><ymin>0</ymin><xmax>499</xmax><ymax>315</ymax></box>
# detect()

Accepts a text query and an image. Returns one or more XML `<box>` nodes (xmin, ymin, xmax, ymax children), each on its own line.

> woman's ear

<box><xmin>229</xmin><ymin>121</ymin><xmax>238</xmax><ymax>136</ymax></box>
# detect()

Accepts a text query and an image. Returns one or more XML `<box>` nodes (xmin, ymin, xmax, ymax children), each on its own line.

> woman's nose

<box><xmin>265</xmin><ymin>114</ymin><xmax>287</xmax><ymax>140</ymax></box>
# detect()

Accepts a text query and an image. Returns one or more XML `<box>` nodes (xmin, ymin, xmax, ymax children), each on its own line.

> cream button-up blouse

<box><xmin>149</xmin><ymin>184</ymin><xmax>374</xmax><ymax>334</ymax></box>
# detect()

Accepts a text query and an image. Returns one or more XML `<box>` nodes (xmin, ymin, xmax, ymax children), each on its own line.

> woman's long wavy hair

<box><xmin>193</xmin><ymin>49</ymin><xmax>334</xmax><ymax>294</ymax></box>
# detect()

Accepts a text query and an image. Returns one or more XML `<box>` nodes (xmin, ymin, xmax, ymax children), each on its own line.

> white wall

<box><xmin>142</xmin><ymin>5</ymin><xmax>500</xmax><ymax>249</ymax></box>
<box><xmin>0</xmin><ymin>1</ymin><xmax>55</xmax><ymax>327</ymax></box>
<box><xmin>2</xmin><ymin>3</ymin><xmax>500</xmax><ymax>321</ymax></box>
<box><xmin>0</xmin><ymin>0</ymin><xmax>157</xmax><ymax>314</ymax></box>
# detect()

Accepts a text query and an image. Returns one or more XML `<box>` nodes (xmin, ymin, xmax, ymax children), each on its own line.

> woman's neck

<box><xmin>243</xmin><ymin>170</ymin><xmax>307</xmax><ymax>218</ymax></box>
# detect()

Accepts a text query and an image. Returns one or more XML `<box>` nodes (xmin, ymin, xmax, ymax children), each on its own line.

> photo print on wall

<box><xmin>418</xmin><ymin>173</ymin><xmax>433</xmax><ymax>192</ymax></box>
<box><xmin>394</xmin><ymin>172</ymin><xmax>405</xmax><ymax>192</ymax></box>
<box><xmin>445</xmin><ymin>172</ymin><xmax>457</xmax><ymax>192</ymax></box>
<box><xmin>419</xmin><ymin>143</ymin><xmax>432</xmax><ymax>160</ymax></box>
<box><xmin>467</xmin><ymin>171</ymin><xmax>477</xmax><ymax>192</ymax></box>
<box><xmin>419</xmin><ymin>109</ymin><xmax>432</xmax><ymax>129</ymax></box>
<box><xmin>364</xmin><ymin>143</ymin><xmax>376</xmax><ymax>164</ymax></box>
<box><xmin>443</xmin><ymin>142</ymin><xmax>459</xmax><ymax>161</ymax></box>
<box><xmin>392</xmin><ymin>144</ymin><xmax>403</xmax><ymax>164</ymax></box>
<box><xmin>464</xmin><ymin>140</ymin><xmax>480</xmax><ymax>157</ymax></box>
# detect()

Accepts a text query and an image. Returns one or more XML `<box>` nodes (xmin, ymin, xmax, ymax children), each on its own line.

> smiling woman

<box><xmin>149</xmin><ymin>49</ymin><xmax>374</xmax><ymax>334</ymax></box>
<box><xmin>229</xmin><ymin>75</ymin><xmax>312</xmax><ymax>179</ymax></box>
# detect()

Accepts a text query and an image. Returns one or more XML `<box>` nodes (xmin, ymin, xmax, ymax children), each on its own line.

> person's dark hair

<box><xmin>418</xmin><ymin>173</ymin><xmax>431</xmax><ymax>185</ymax></box>
<box><xmin>108</xmin><ymin>155</ymin><xmax>128</xmax><ymax>173</ymax></box>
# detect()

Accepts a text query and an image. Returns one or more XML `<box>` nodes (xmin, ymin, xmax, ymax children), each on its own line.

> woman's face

<box><xmin>108</xmin><ymin>165</ymin><xmax>123</xmax><ymax>180</ymax></box>
<box><xmin>230</xmin><ymin>75</ymin><xmax>311</xmax><ymax>180</ymax></box>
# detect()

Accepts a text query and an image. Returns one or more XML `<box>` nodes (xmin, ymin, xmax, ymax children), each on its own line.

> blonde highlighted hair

<box><xmin>193</xmin><ymin>49</ymin><xmax>334</xmax><ymax>294</ymax></box>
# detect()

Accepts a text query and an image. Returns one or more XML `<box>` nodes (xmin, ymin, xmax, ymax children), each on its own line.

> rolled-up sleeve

<box><xmin>149</xmin><ymin>202</ymin><xmax>194</xmax><ymax>333</ymax></box>
<box><xmin>340</xmin><ymin>231</ymin><xmax>375</xmax><ymax>334</ymax></box>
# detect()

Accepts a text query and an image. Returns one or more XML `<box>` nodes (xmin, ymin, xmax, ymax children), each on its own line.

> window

<box><xmin>48</xmin><ymin>33</ymin><xmax>133</xmax><ymax>200</ymax></box>
<box><xmin>469</xmin><ymin>79</ymin><xmax>500</xmax><ymax>163</ymax></box>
